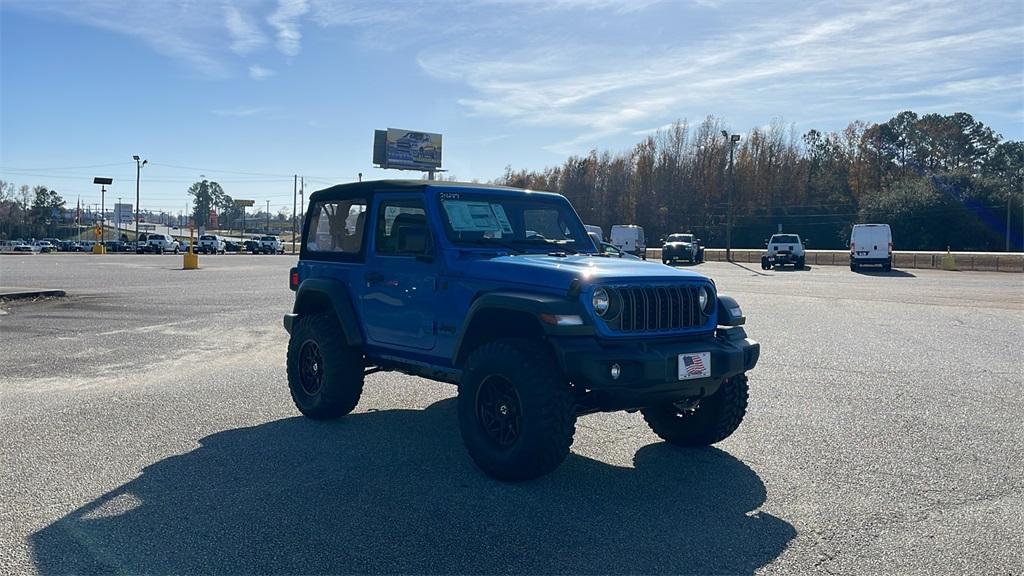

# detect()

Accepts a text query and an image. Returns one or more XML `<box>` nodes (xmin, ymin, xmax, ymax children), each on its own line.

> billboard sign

<box><xmin>114</xmin><ymin>203</ymin><xmax>133</xmax><ymax>224</ymax></box>
<box><xmin>233</xmin><ymin>199</ymin><xmax>255</xmax><ymax>207</ymax></box>
<box><xmin>374</xmin><ymin>128</ymin><xmax>442</xmax><ymax>171</ymax></box>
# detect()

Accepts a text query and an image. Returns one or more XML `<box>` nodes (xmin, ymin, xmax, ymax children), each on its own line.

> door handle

<box><xmin>365</xmin><ymin>272</ymin><xmax>385</xmax><ymax>285</ymax></box>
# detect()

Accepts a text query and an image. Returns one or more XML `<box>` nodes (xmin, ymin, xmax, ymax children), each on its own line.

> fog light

<box><xmin>610</xmin><ymin>363</ymin><xmax>621</xmax><ymax>380</ymax></box>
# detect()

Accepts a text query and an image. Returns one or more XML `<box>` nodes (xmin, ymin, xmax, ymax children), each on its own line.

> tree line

<box><xmin>0</xmin><ymin>177</ymin><xmax>291</xmax><ymax>240</ymax></box>
<box><xmin>0</xmin><ymin>182</ymin><xmax>67</xmax><ymax>240</ymax></box>
<box><xmin>495</xmin><ymin>111</ymin><xmax>1024</xmax><ymax>251</ymax></box>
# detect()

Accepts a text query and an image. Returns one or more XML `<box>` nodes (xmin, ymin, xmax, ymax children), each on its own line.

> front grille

<box><xmin>605</xmin><ymin>285</ymin><xmax>710</xmax><ymax>332</ymax></box>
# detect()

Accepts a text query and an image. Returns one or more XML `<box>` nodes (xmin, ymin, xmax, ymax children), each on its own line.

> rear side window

<box><xmin>306</xmin><ymin>198</ymin><xmax>368</xmax><ymax>256</ymax></box>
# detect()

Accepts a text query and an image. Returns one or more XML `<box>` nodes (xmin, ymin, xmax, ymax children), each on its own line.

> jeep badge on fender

<box><xmin>284</xmin><ymin>180</ymin><xmax>760</xmax><ymax>481</ymax></box>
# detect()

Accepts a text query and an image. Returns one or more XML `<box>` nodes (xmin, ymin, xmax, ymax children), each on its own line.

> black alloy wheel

<box><xmin>297</xmin><ymin>340</ymin><xmax>324</xmax><ymax>396</ymax></box>
<box><xmin>476</xmin><ymin>375</ymin><xmax>522</xmax><ymax>448</ymax></box>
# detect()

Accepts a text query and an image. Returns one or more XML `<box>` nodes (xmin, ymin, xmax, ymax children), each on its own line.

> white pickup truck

<box><xmin>761</xmin><ymin>234</ymin><xmax>806</xmax><ymax>269</ymax></box>
<box><xmin>257</xmin><ymin>235</ymin><xmax>284</xmax><ymax>254</ymax></box>
<box><xmin>197</xmin><ymin>234</ymin><xmax>227</xmax><ymax>254</ymax></box>
<box><xmin>146</xmin><ymin>233</ymin><xmax>180</xmax><ymax>254</ymax></box>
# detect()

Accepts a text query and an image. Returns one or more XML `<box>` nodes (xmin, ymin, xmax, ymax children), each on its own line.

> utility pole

<box><xmin>722</xmin><ymin>131</ymin><xmax>740</xmax><ymax>261</ymax></box>
<box><xmin>292</xmin><ymin>175</ymin><xmax>297</xmax><ymax>254</ymax></box>
<box><xmin>266</xmin><ymin>199</ymin><xmax>270</xmax><ymax>232</ymax></box>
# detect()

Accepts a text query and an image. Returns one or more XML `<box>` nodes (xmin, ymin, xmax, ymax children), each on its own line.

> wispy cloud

<box><xmin>4</xmin><ymin>0</ymin><xmax>312</xmax><ymax>75</ymax></box>
<box><xmin>4</xmin><ymin>0</ymin><xmax>230</xmax><ymax>76</ymax></box>
<box><xmin>248</xmin><ymin>65</ymin><xmax>276</xmax><ymax>80</ymax></box>
<box><xmin>267</xmin><ymin>0</ymin><xmax>309</xmax><ymax>57</ymax></box>
<box><xmin>413</xmin><ymin>0</ymin><xmax>1023</xmax><ymax>153</ymax></box>
<box><xmin>224</xmin><ymin>4</ymin><xmax>267</xmax><ymax>55</ymax></box>
<box><xmin>211</xmin><ymin>106</ymin><xmax>270</xmax><ymax>117</ymax></box>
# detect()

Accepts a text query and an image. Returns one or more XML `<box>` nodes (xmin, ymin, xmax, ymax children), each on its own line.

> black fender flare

<box><xmin>451</xmin><ymin>291</ymin><xmax>591</xmax><ymax>365</ymax></box>
<box><xmin>291</xmin><ymin>278</ymin><xmax>363</xmax><ymax>346</ymax></box>
<box><xmin>716</xmin><ymin>294</ymin><xmax>746</xmax><ymax>327</ymax></box>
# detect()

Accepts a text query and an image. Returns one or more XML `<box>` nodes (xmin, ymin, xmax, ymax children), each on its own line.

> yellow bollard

<box><xmin>92</xmin><ymin>244</ymin><xmax>106</xmax><ymax>254</ymax></box>
<box><xmin>183</xmin><ymin>250</ymin><xmax>199</xmax><ymax>269</ymax></box>
<box><xmin>940</xmin><ymin>246</ymin><xmax>957</xmax><ymax>271</ymax></box>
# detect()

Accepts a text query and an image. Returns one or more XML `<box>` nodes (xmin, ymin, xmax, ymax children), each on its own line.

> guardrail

<box><xmin>645</xmin><ymin>248</ymin><xmax>1024</xmax><ymax>273</ymax></box>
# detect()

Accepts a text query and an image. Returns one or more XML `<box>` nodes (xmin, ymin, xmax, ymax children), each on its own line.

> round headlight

<box><xmin>592</xmin><ymin>287</ymin><xmax>610</xmax><ymax>316</ymax></box>
<box><xmin>698</xmin><ymin>286</ymin><xmax>709</xmax><ymax>311</ymax></box>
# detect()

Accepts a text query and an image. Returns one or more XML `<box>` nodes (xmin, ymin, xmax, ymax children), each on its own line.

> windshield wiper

<box><xmin>456</xmin><ymin>239</ymin><xmax>524</xmax><ymax>254</ymax></box>
<box><xmin>512</xmin><ymin>238</ymin><xmax>582</xmax><ymax>254</ymax></box>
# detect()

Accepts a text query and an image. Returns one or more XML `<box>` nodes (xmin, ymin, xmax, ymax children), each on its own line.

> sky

<box><xmin>1</xmin><ymin>0</ymin><xmax>1022</xmax><ymax>217</ymax></box>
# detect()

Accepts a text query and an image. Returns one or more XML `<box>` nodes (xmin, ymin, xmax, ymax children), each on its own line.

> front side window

<box><xmin>376</xmin><ymin>198</ymin><xmax>429</xmax><ymax>256</ymax></box>
<box><xmin>438</xmin><ymin>192</ymin><xmax>592</xmax><ymax>253</ymax></box>
<box><xmin>306</xmin><ymin>198</ymin><xmax>368</xmax><ymax>255</ymax></box>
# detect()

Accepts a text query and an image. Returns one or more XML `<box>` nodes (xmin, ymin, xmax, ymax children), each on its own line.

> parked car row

<box><xmin>1</xmin><ymin>236</ymin><xmax>297</xmax><ymax>255</ymax></box>
<box><xmin>588</xmin><ymin>221</ymin><xmax>895</xmax><ymax>274</ymax></box>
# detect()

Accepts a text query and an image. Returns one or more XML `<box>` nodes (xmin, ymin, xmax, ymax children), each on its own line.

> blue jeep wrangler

<box><xmin>284</xmin><ymin>181</ymin><xmax>759</xmax><ymax>480</ymax></box>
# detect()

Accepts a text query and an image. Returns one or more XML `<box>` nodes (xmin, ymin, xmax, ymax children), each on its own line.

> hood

<box><xmin>453</xmin><ymin>252</ymin><xmax>709</xmax><ymax>290</ymax></box>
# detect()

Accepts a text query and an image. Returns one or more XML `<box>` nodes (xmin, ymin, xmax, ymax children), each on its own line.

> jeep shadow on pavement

<box><xmin>284</xmin><ymin>180</ymin><xmax>760</xmax><ymax>481</ymax></box>
<box><xmin>30</xmin><ymin>400</ymin><xmax>795</xmax><ymax>575</ymax></box>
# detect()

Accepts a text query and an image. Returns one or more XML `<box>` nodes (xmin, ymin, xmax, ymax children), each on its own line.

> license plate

<box><xmin>678</xmin><ymin>352</ymin><xmax>711</xmax><ymax>380</ymax></box>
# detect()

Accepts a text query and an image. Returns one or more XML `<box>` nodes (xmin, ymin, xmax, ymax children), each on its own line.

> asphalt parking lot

<box><xmin>1</xmin><ymin>254</ymin><xmax>1022</xmax><ymax>575</ymax></box>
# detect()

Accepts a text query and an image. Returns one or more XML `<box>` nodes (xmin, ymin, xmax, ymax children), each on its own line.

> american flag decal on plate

<box><xmin>678</xmin><ymin>352</ymin><xmax>711</xmax><ymax>380</ymax></box>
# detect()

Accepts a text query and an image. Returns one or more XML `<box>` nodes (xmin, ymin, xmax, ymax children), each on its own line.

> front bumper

<box><xmin>551</xmin><ymin>325</ymin><xmax>759</xmax><ymax>411</ymax></box>
<box><xmin>768</xmin><ymin>252</ymin><xmax>796</xmax><ymax>263</ymax></box>
<box><xmin>662</xmin><ymin>246</ymin><xmax>695</xmax><ymax>258</ymax></box>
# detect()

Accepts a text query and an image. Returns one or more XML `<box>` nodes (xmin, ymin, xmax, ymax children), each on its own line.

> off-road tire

<box><xmin>458</xmin><ymin>338</ymin><xmax>576</xmax><ymax>481</ymax></box>
<box><xmin>883</xmin><ymin>262</ymin><xmax>892</xmax><ymax>272</ymax></box>
<box><xmin>662</xmin><ymin>258</ymin><xmax>669</xmax><ymax>265</ymax></box>
<box><xmin>796</xmin><ymin>256</ymin><xmax>805</xmax><ymax>269</ymax></box>
<box><xmin>850</xmin><ymin>262</ymin><xmax>858</xmax><ymax>271</ymax></box>
<box><xmin>641</xmin><ymin>373</ymin><xmax>749</xmax><ymax>447</ymax></box>
<box><xmin>286</xmin><ymin>314</ymin><xmax>363</xmax><ymax>420</ymax></box>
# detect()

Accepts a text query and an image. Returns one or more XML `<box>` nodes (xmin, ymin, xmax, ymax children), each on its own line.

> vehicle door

<box><xmin>356</xmin><ymin>195</ymin><xmax>438</xmax><ymax>351</ymax></box>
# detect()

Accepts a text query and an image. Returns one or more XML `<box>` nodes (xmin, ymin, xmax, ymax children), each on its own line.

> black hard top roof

<box><xmin>308</xmin><ymin>179</ymin><xmax>548</xmax><ymax>203</ymax></box>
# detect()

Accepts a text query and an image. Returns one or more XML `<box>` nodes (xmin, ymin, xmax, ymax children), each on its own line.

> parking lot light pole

<box><xmin>292</xmin><ymin>175</ymin><xmax>297</xmax><ymax>253</ymax></box>
<box><xmin>93</xmin><ymin>177</ymin><xmax>113</xmax><ymax>250</ymax></box>
<box><xmin>722</xmin><ymin>131</ymin><xmax>740</xmax><ymax>261</ymax></box>
<box><xmin>133</xmin><ymin>156</ymin><xmax>147</xmax><ymax>241</ymax></box>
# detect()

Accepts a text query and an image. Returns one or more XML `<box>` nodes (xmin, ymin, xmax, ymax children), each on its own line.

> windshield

<box><xmin>439</xmin><ymin>193</ymin><xmax>593</xmax><ymax>253</ymax></box>
<box><xmin>667</xmin><ymin>234</ymin><xmax>693</xmax><ymax>243</ymax></box>
<box><xmin>771</xmin><ymin>235</ymin><xmax>800</xmax><ymax>243</ymax></box>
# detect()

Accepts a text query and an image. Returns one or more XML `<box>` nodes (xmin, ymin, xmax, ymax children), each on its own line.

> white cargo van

<box><xmin>849</xmin><ymin>224</ymin><xmax>892</xmax><ymax>272</ymax></box>
<box><xmin>610</xmin><ymin>225</ymin><xmax>646</xmax><ymax>259</ymax></box>
<box><xmin>584</xmin><ymin>224</ymin><xmax>604</xmax><ymax>242</ymax></box>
